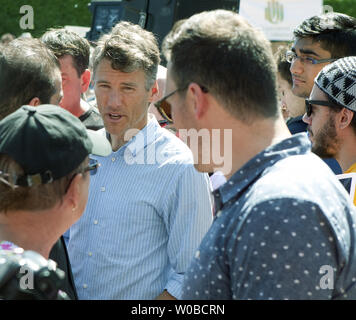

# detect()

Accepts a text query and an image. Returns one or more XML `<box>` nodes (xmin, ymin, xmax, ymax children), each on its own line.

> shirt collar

<box><xmin>213</xmin><ymin>133</ymin><xmax>311</xmax><ymax>210</ymax></box>
<box><xmin>287</xmin><ymin>115</ymin><xmax>304</xmax><ymax>124</ymax></box>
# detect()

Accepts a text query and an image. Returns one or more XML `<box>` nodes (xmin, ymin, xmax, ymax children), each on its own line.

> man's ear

<box><xmin>148</xmin><ymin>80</ymin><xmax>159</xmax><ymax>103</ymax></box>
<box><xmin>187</xmin><ymin>83</ymin><xmax>209</xmax><ymax>120</ymax></box>
<box><xmin>80</xmin><ymin>69</ymin><xmax>91</xmax><ymax>93</ymax></box>
<box><xmin>28</xmin><ymin>97</ymin><xmax>41</xmax><ymax>106</ymax></box>
<box><xmin>63</xmin><ymin>173</ymin><xmax>82</xmax><ymax>212</ymax></box>
<box><xmin>339</xmin><ymin>108</ymin><xmax>354</xmax><ymax>130</ymax></box>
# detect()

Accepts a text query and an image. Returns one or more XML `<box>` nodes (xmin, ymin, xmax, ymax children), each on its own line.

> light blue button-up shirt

<box><xmin>67</xmin><ymin>116</ymin><xmax>213</xmax><ymax>299</ymax></box>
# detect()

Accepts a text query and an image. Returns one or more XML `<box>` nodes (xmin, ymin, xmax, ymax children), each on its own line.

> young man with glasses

<box><xmin>66</xmin><ymin>21</ymin><xmax>213</xmax><ymax>300</ymax></box>
<box><xmin>162</xmin><ymin>9</ymin><xmax>356</xmax><ymax>299</ymax></box>
<box><xmin>0</xmin><ymin>104</ymin><xmax>111</xmax><ymax>298</ymax></box>
<box><xmin>303</xmin><ymin>57</ymin><xmax>356</xmax><ymax>196</ymax></box>
<box><xmin>289</xmin><ymin>12</ymin><xmax>356</xmax><ymax>100</ymax></box>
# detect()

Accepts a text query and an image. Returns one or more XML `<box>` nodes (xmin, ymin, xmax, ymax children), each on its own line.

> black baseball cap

<box><xmin>0</xmin><ymin>104</ymin><xmax>111</xmax><ymax>187</ymax></box>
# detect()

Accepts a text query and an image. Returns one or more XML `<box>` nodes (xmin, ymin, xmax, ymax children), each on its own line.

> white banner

<box><xmin>239</xmin><ymin>0</ymin><xmax>324</xmax><ymax>41</ymax></box>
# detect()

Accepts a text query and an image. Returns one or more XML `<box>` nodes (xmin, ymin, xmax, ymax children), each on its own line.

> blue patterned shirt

<box><xmin>182</xmin><ymin>133</ymin><xmax>356</xmax><ymax>300</ymax></box>
<box><xmin>67</xmin><ymin>116</ymin><xmax>213</xmax><ymax>299</ymax></box>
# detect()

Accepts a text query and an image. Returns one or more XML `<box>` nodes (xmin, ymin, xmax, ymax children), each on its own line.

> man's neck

<box><xmin>225</xmin><ymin>116</ymin><xmax>291</xmax><ymax>180</ymax></box>
<box><xmin>65</xmin><ymin>99</ymin><xmax>90</xmax><ymax>118</ymax></box>
<box><xmin>0</xmin><ymin>210</ymin><xmax>61</xmax><ymax>259</ymax></box>
<box><xmin>337</xmin><ymin>135</ymin><xmax>356</xmax><ymax>172</ymax></box>
<box><xmin>109</xmin><ymin>113</ymin><xmax>149</xmax><ymax>152</ymax></box>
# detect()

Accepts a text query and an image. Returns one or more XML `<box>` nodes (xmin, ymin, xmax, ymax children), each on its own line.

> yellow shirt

<box><xmin>345</xmin><ymin>163</ymin><xmax>356</xmax><ymax>174</ymax></box>
<box><xmin>345</xmin><ymin>163</ymin><xmax>356</xmax><ymax>206</ymax></box>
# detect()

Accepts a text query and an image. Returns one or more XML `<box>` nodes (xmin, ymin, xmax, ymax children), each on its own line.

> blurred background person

<box><xmin>41</xmin><ymin>28</ymin><xmax>104</xmax><ymax>130</ymax></box>
<box><xmin>148</xmin><ymin>64</ymin><xmax>167</xmax><ymax>124</ymax></box>
<box><xmin>275</xmin><ymin>45</ymin><xmax>306</xmax><ymax>133</ymax></box>
<box><xmin>0</xmin><ymin>33</ymin><xmax>15</xmax><ymax>45</ymax></box>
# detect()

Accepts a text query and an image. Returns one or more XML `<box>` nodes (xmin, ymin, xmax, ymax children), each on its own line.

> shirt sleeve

<box><xmin>228</xmin><ymin>199</ymin><xmax>339</xmax><ymax>300</ymax></box>
<box><xmin>163</xmin><ymin>165</ymin><xmax>213</xmax><ymax>299</ymax></box>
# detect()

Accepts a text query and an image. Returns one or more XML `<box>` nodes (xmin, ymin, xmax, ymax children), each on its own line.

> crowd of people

<box><xmin>0</xmin><ymin>8</ymin><xmax>356</xmax><ymax>300</ymax></box>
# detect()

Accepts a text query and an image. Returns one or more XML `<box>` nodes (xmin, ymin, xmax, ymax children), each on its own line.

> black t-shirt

<box><xmin>79</xmin><ymin>106</ymin><xmax>104</xmax><ymax>131</ymax></box>
<box><xmin>49</xmin><ymin>237</ymin><xmax>78</xmax><ymax>300</ymax></box>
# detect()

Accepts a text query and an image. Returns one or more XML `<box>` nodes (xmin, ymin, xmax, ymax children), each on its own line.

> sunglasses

<box><xmin>65</xmin><ymin>158</ymin><xmax>99</xmax><ymax>192</ymax></box>
<box><xmin>85</xmin><ymin>158</ymin><xmax>99</xmax><ymax>176</ymax></box>
<box><xmin>0</xmin><ymin>158</ymin><xmax>100</xmax><ymax>190</ymax></box>
<box><xmin>305</xmin><ymin>99</ymin><xmax>335</xmax><ymax>117</ymax></box>
<box><xmin>154</xmin><ymin>85</ymin><xmax>209</xmax><ymax>124</ymax></box>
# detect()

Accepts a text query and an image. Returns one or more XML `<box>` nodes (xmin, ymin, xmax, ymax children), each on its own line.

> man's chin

<box><xmin>291</xmin><ymin>85</ymin><xmax>309</xmax><ymax>99</ymax></box>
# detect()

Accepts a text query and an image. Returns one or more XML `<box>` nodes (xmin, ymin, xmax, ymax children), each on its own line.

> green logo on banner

<box><xmin>265</xmin><ymin>0</ymin><xmax>284</xmax><ymax>24</ymax></box>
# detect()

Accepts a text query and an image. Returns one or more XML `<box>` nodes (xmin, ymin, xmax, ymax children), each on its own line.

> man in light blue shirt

<box><xmin>66</xmin><ymin>21</ymin><xmax>213</xmax><ymax>300</ymax></box>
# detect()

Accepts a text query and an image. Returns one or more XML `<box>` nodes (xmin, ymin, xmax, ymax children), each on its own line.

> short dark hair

<box><xmin>0</xmin><ymin>38</ymin><xmax>60</xmax><ymax>120</ymax></box>
<box><xmin>41</xmin><ymin>28</ymin><xmax>90</xmax><ymax>77</ymax></box>
<box><xmin>293</xmin><ymin>12</ymin><xmax>356</xmax><ymax>58</ymax></box>
<box><xmin>275</xmin><ymin>45</ymin><xmax>292</xmax><ymax>86</ymax></box>
<box><xmin>162</xmin><ymin>10</ymin><xmax>279</xmax><ymax>122</ymax></box>
<box><xmin>92</xmin><ymin>21</ymin><xmax>160</xmax><ymax>90</ymax></box>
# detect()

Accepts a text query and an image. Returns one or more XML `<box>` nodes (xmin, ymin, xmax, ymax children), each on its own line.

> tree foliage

<box><xmin>0</xmin><ymin>0</ymin><xmax>91</xmax><ymax>38</ymax></box>
<box><xmin>323</xmin><ymin>0</ymin><xmax>356</xmax><ymax>19</ymax></box>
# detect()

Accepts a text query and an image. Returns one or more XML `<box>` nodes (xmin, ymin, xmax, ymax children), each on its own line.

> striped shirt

<box><xmin>67</xmin><ymin>116</ymin><xmax>213</xmax><ymax>299</ymax></box>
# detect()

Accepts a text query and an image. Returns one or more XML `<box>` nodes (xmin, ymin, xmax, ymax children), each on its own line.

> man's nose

<box><xmin>108</xmin><ymin>90</ymin><xmax>123</xmax><ymax>106</ymax></box>
<box><xmin>290</xmin><ymin>57</ymin><xmax>303</xmax><ymax>75</ymax></box>
<box><xmin>302</xmin><ymin>112</ymin><xmax>310</xmax><ymax>124</ymax></box>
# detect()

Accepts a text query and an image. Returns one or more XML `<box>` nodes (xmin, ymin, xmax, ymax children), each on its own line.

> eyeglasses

<box><xmin>84</xmin><ymin>158</ymin><xmax>99</xmax><ymax>176</ymax></box>
<box><xmin>154</xmin><ymin>88</ymin><xmax>185</xmax><ymax>124</ymax></box>
<box><xmin>64</xmin><ymin>158</ymin><xmax>99</xmax><ymax>193</ymax></box>
<box><xmin>286</xmin><ymin>50</ymin><xmax>337</xmax><ymax>65</ymax></box>
<box><xmin>0</xmin><ymin>158</ymin><xmax>99</xmax><ymax>189</ymax></box>
<box><xmin>305</xmin><ymin>99</ymin><xmax>335</xmax><ymax>117</ymax></box>
<box><xmin>154</xmin><ymin>85</ymin><xmax>209</xmax><ymax>124</ymax></box>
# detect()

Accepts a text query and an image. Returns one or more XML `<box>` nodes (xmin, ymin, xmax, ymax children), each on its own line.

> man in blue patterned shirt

<box><xmin>66</xmin><ymin>21</ymin><xmax>213</xmax><ymax>300</ymax></box>
<box><xmin>160</xmin><ymin>10</ymin><xmax>356</xmax><ymax>299</ymax></box>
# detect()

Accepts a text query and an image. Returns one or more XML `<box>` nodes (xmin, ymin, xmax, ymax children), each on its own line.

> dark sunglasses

<box><xmin>85</xmin><ymin>158</ymin><xmax>99</xmax><ymax>176</ymax></box>
<box><xmin>0</xmin><ymin>158</ymin><xmax>100</xmax><ymax>190</ymax></box>
<box><xmin>305</xmin><ymin>99</ymin><xmax>335</xmax><ymax>117</ymax></box>
<box><xmin>154</xmin><ymin>85</ymin><xmax>209</xmax><ymax>124</ymax></box>
<box><xmin>65</xmin><ymin>158</ymin><xmax>99</xmax><ymax>192</ymax></box>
